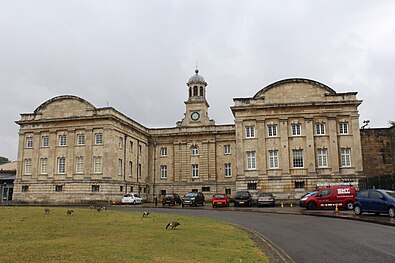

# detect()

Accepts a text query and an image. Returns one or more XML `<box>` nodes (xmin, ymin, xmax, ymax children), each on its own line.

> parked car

<box><xmin>234</xmin><ymin>191</ymin><xmax>253</xmax><ymax>207</ymax></box>
<box><xmin>182</xmin><ymin>192</ymin><xmax>205</xmax><ymax>207</ymax></box>
<box><xmin>299</xmin><ymin>191</ymin><xmax>318</xmax><ymax>207</ymax></box>
<box><xmin>257</xmin><ymin>193</ymin><xmax>275</xmax><ymax>207</ymax></box>
<box><xmin>162</xmin><ymin>193</ymin><xmax>182</xmax><ymax>206</ymax></box>
<box><xmin>121</xmin><ymin>193</ymin><xmax>143</xmax><ymax>204</ymax></box>
<box><xmin>304</xmin><ymin>185</ymin><xmax>356</xmax><ymax>210</ymax></box>
<box><xmin>212</xmin><ymin>193</ymin><xmax>230</xmax><ymax>208</ymax></box>
<box><xmin>353</xmin><ymin>189</ymin><xmax>395</xmax><ymax>218</ymax></box>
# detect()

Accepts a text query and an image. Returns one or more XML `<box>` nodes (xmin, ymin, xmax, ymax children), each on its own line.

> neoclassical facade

<box><xmin>13</xmin><ymin>70</ymin><xmax>364</xmax><ymax>203</ymax></box>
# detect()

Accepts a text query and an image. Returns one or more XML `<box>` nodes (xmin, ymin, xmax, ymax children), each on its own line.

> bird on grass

<box><xmin>44</xmin><ymin>208</ymin><xmax>50</xmax><ymax>214</ymax></box>
<box><xmin>166</xmin><ymin>221</ymin><xmax>180</xmax><ymax>230</ymax></box>
<box><xmin>66</xmin><ymin>210</ymin><xmax>74</xmax><ymax>215</ymax></box>
<box><xmin>143</xmin><ymin>212</ymin><xmax>150</xmax><ymax>218</ymax></box>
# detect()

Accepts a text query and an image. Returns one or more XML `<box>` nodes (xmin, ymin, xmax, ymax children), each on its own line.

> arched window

<box><xmin>189</xmin><ymin>87</ymin><xmax>192</xmax><ymax>97</ymax></box>
<box><xmin>199</xmin><ymin>86</ymin><xmax>204</xmax><ymax>96</ymax></box>
<box><xmin>193</xmin><ymin>86</ymin><xmax>198</xmax><ymax>96</ymax></box>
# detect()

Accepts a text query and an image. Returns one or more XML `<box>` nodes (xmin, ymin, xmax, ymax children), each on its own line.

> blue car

<box><xmin>353</xmin><ymin>189</ymin><xmax>395</xmax><ymax>218</ymax></box>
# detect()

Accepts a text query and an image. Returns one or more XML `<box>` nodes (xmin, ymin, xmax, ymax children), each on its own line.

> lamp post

<box><xmin>153</xmin><ymin>141</ymin><xmax>157</xmax><ymax>206</ymax></box>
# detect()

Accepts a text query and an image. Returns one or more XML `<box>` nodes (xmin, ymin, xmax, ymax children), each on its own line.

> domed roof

<box><xmin>187</xmin><ymin>69</ymin><xmax>207</xmax><ymax>85</ymax></box>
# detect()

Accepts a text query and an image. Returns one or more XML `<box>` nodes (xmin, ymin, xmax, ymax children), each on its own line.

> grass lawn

<box><xmin>0</xmin><ymin>207</ymin><xmax>267</xmax><ymax>263</ymax></box>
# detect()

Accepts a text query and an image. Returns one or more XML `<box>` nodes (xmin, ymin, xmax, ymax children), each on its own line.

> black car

<box><xmin>162</xmin><ymin>193</ymin><xmax>182</xmax><ymax>206</ymax></box>
<box><xmin>182</xmin><ymin>192</ymin><xmax>205</xmax><ymax>207</ymax></box>
<box><xmin>257</xmin><ymin>193</ymin><xmax>275</xmax><ymax>207</ymax></box>
<box><xmin>234</xmin><ymin>191</ymin><xmax>253</xmax><ymax>207</ymax></box>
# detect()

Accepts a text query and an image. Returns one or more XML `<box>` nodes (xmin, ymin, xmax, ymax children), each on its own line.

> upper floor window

<box><xmin>160</xmin><ymin>165</ymin><xmax>168</xmax><ymax>179</ymax></box>
<box><xmin>129</xmin><ymin>141</ymin><xmax>133</xmax><ymax>152</ymax></box>
<box><xmin>315</xmin><ymin>123</ymin><xmax>326</xmax><ymax>135</ymax></box>
<box><xmin>76</xmin><ymin>156</ymin><xmax>84</xmax><ymax>174</ymax></box>
<box><xmin>26</xmin><ymin>136</ymin><xmax>33</xmax><ymax>148</ymax></box>
<box><xmin>40</xmin><ymin>158</ymin><xmax>48</xmax><ymax>174</ymax></box>
<box><xmin>24</xmin><ymin>158</ymin><xmax>32</xmax><ymax>174</ymax></box>
<box><xmin>138</xmin><ymin>145</ymin><xmax>142</xmax><ymax>154</ymax></box>
<box><xmin>267</xmin><ymin>125</ymin><xmax>277</xmax><ymax>137</ymax></box>
<box><xmin>339</xmin><ymin>122</ymin><xmax>349</xmax><ymax>134</ymax></box>
<box><xmin>292</xmin><ymin>149</ymin><xmax>304</xmax><ymax>168</ymax></box>
<box><xmin>77</xmin><ymin>133</ymin><xmax>85</xmax><ymax>145</ymax></box>
<box><xmin>224</xmin><ymin>163</ymin><xmax>232</xmax><ymax>177</ymax></box>
<box><xmin>224</xmin><ymin>145</ymin><xmax>231</xmax><ymax>155</ymax></box>
<box><xmin>246</xmin><ymin>151</ymin><xmax>256</xmax><ymax>170</ymax></box>
<box><xmin>57</xmin><ymin>157</ymin><xmax>66</xmax><ymax>174</ymax></box>
<box><xmin>268</xmin><ymin>150</ymin><xmax>279</xmax><ymax>169</ymax></box>
<box><xmin>93</xmin><ymin>156</ymin><xmax>102</xmax><ymax>174</ymax></box>
<box><xmin>92</xmin><ymin>185</ymin><xmax>100</xmax><ymax>192</ymax></box>
<box><xmin>129</xmin><ymin>161</ymin><xmax>133</xmax><ymax>176</ymax></box>
<box><xmin>317</xmin><ymin>148</ymin><xmax>328</xmax><ymax>168</ymax></box>
<box><xmin>291</xmin><ymin>124</ymin><xmax>301</xmax><ymax>136</ymax></box>
<box><xmin>160</xmin><ymin>147</ymin><xmax>168</xmax><ymax>156</ymax></box>
<box><xmin>191</xmin><ymin>146</ymin><xmax>199</xmax><ymax>156</ymax></box>
<box><xmin>199</xmin><ymin>86</ymin><xmax>204</xmax><ymax>96</ymax></box>
<box><xmin>118</xmin><ymin>159</ymin><xmax>123</xmax><ymax>176</ymax></box>
<box><xmin>245</xmin><ymin>126</ymin><xmax>256</xmax><ymax>138</ymax></box>
<box><xmin>95</xmin><ymin>133</ymin><xmax>103</xmax><ymax>145</ymax></box>
<box><xmin>119</xmin><ymin>137</ymin><xmax>123</xmax><ymax>149</ymax></box>
<box><xmin>340</xmin><ymin>148</ymin><xmax>352</xmax><ymax>167</ymax></box>
<box><xmin>138</xmin><ymin>163</ymin><xmax>141</xmax><ymax>178</ymax></box>
<box><xmin>42</xmin><ymin>135</ymin><xmax>49</xmax><ymax>147</ymax></box>
<box><xmin>193</xmin><ymin>86</ymin><xmax>198</xmax><ymax>96</ymax></box>
<box><xmin>191</xmin><ymin>164</ymin><xmax>199</xmax><ymax>178</ymax></box>
<box><xmin>59</xmin><ymin>134</ymin><xmax>67</xmax><ymax>146</ymax></box>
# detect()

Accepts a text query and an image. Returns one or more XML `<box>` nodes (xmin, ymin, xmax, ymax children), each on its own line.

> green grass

<box><xmin>0</xmin><ymin>207</ymin><xmax>267</xmax><ymax>263</ymax></box>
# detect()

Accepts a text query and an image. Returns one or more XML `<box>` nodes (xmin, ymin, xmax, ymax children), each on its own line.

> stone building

<box><xmin>360</xmin><ymin>126</ymin><xmax>395</xmax><ymax>189</ymax></box>
<box><xmin>13</xmin><ymin>70</ymin><xmax>364</xmax><ymax>203</ymax></box>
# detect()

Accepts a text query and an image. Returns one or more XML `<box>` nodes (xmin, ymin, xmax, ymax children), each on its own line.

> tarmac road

<box><xmin>118</xmin><ymin>206</ymin><xmax>395</xmax><ymax>263</ymax></box>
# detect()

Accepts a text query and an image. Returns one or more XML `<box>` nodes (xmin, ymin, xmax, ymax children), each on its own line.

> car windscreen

<box><xmin>236</xmin><ymin>192</ymin><xmax>249</xmax><ymax>198</ymax></box>
<box><xmin>185</xmin><ymin>192</ymin><xmax>197</xmax><ymax>197</ymax></box>
<box><xmin>259</xmin><ymin>193</ymin><xmax>273</xmax><ymax>197</ymax></box>
<box><xmin>164</xmin><ymin>194</ymin><xmax>174</xmax><ymax>198</ymax></box>
<box><xmin>214</xmin><ymin>194</ymin><xmax>225</xmax><ymax>198</ymax></box>
<box><xmin>383</xmin><ymin>190</ymin><xmax>395</xmax><ymax>198</ymax></box>
<box><xmin>307</xmin><ymin>191</ymin><xmax>317</xmax><ymax>197</ymax></box>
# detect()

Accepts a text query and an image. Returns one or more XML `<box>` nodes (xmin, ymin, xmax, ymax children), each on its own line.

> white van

<box><xmin>121</xmin><ymin>193</ymin><xmax>143</xmax><ymax>204</ymax></box>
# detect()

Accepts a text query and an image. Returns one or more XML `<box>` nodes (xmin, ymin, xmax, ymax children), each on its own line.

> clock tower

<box><xmin>177</xmin><ymin>69</ymin><xmax>215</xmax><ymax>127</ymax></box>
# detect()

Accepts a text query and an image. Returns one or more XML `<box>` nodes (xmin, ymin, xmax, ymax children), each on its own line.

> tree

<box><xmin>389</xmin><ymin>120</ymin><xmax>395</xmax><ymax>127</ymax></box>
<box><xmin>0</xmin><ymin>156</ymin><xmax>10</xmax><ymax>165</ymax></box>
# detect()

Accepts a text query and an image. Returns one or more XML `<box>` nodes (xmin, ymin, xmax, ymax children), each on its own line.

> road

<box><xmin>118</xmin><ymin>207</ymin><xmax>395</xmax><ymax>263</ymax></box>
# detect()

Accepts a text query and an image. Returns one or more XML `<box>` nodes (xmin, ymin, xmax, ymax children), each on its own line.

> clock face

<box><xmin>191</xmin><ymin>111</ymin><xmax>200</xmax><ymax>121</ymax></box>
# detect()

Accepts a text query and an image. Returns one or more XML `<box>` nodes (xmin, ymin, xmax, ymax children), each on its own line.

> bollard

<box><xmin>281</xmin><ymin>202</ymin><xmax>284</xmax><ymax>208</ymax></box>
<box><xmin>290</xmin><ymin>203</ymin><xmax>293</xmax><ymax>208</ymax></box>
<box><xmin>335</xmin><ymin>204</ymin><xmax>339</xmax><ymax>214</ymax></box>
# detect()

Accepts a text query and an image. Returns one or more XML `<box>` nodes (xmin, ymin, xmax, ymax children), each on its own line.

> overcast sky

<box><xmin>1</xmin><ymin>0</ymin><xmax>395</xmax><ymax>161</ymax></box>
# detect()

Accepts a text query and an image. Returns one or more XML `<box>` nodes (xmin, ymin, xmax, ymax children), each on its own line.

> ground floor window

<box><xmin>120</xmin><ymin>186</ymin><xmax>123</xmax><ymax>192</ymax></box>
<box><xmin>92</xmin><ymin>185</ymin><xmax>100</xmax><ymax>192</ymax></box>
<box><xmin>247</xmin><ymin>183</ymin><xmax>257</xmax><ymax>190</ymax></box>
<box><xmin>55</xmin><ymin>185</ymin><xmax>63</xmax><ymax>192</ymax></box>
<box><xmin>161</xmin><ymin>189</ymin><xmax>166</xmax><ymax>196</ymax></box>
<box><xmin>202</xmin><ymin>186</ymin><xmax>210</xmax><ymax>192</ymax></box>
<box><xmin>22</xmin><ymin>185</ymin><xmax>29</xmax><ymax>192</ymax></box>
<box><xmin>294</xmin><ymin>181</ymin><xmax>305</xmax><ymax>189</ymax></box>
<box><xmin>225</xmin><ymin>188</ymin><xmax>231</xmax><ymax>195</ymax></box>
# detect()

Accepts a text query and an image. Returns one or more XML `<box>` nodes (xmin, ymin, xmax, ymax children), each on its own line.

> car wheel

<box><xmin>388</xmin><ymin>207</ymin><xmax>395</xmax><ymax>218</ymax></box>
<box><xmin>308</xmin><ymin>202</ymin><xmax>317</xmax><ymax>210</ymax></box>
<box><xmin>346</xmin><ymin>201</ymin><xmax>354</xmax><ymax>210</ymax></box>
<box><xmin>354</xmin><ymin>205</ymin><xmax>363</xmax><ymax>215</ymax></box>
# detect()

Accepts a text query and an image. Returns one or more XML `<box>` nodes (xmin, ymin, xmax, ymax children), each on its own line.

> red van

<box><xmin>305</xmin><ymin>185</ymin><xmax>356</xmax><ymax>210</ymax></box>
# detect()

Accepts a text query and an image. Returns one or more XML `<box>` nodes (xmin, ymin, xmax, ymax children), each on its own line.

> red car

<box><xmin>212</xmin><ymin>194</ymin><xmax>230</xmax><ymax>208</ymax></box>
